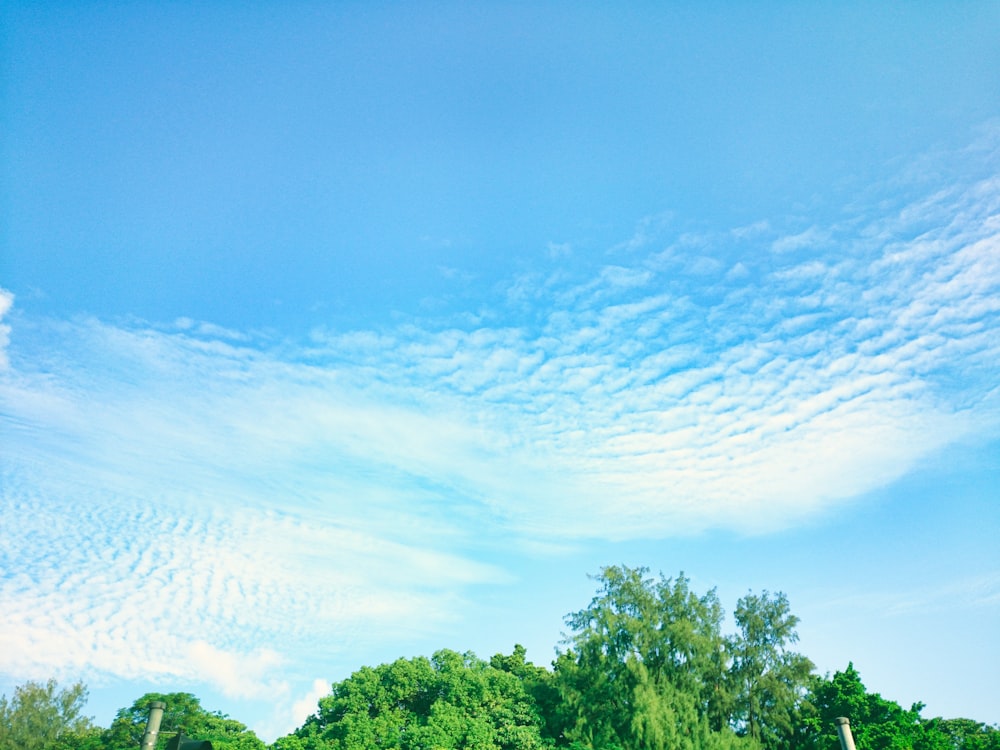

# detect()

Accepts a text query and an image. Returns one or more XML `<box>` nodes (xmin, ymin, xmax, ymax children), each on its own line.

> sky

<box><xmin>1</xmin><ymin>1</ymin><xmax>999</xmax><ymax>742</ymax></box>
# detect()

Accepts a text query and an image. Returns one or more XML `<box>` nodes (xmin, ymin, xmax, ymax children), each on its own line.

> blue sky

<box><xmin>2</xmin><ymin>1</ymin><xmax>999</xmax><ymax>742</ymax></box>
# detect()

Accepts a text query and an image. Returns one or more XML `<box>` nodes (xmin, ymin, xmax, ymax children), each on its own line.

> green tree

<box><xmin>925</xmin><ymin>719</ymin><xmax>1000</xmax><ymax>750</ymax></box>
<box><xmin>490</xmin><ymin>645</ymin><xmax>562</xmax><ymax>747</ymax></box>
<box><xmin>801</xmin><ymin>664</ymin><xmax>946</xmax><ymax>750</ymax></box>
<box><xmin>285</xmin><ymin>648</ymin><xmax>548</xmax><ymax>750</ymax></box>
<box><xmin>99</xmin><ymin>692</ymin><xmax>265</xmax><ymax>750</ymax></box>
<box><xmin>553</xmin><ymin>566</ymin><xmax>743</xmax><ymax>750</ymax></box>
<box><xmin>729</xmin><ymin>591</ymin><xmax>814</xmax><ymax>750</ymax></box>
<box><xmin>0</xmin><ymin>679</ymin><xmax>97</xmax><ymax>750</ymax></box>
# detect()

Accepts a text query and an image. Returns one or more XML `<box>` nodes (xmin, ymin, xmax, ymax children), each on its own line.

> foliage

<box><xmin>800</xmin><ymin>664</ymin><xmax>965</xmax><ymax>750</ymax></box>
<box><xmin>490</xmin><ymin>645</ymin><xmax>563</xmax><ymax>746</ymax></box>
<box><xmin>0</xmin><ymin>679</ymin><xmax>97</xmax><ymax>750</ymax></box>
<box><xmin>285</xmin><ymin>648</ymin><xmax>548</xmax><ymax>750</ymax></box>
<box><xmin>552</xmin><ymin>565</ymin><xmax>745</xmax><ymax>750</ymax></box>
<box><xmin>99</xmin><ymin>692</ymin><xmax>265</xmax><ymax>750</ymax></box>
<box><xmin>924</xmin><ymin>719</ymin><xmax>1000</xmax><ymax>750</ymax></box>
<box><xmin>729</xmin><ymin>591</ymin><xmax>814</xmax><ymax>750</ymax></box>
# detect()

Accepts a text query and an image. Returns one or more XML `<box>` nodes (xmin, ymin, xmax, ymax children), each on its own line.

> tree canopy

<box><xmin>552</xmin><ymin>567</ymin><xmax>736</xmax><ymax>750</ymax></box>
<box><xmin>800</xmin><ymin>664</ymin><xmax>999</xmax><ymax>750</ymax></box>
<box><xmin>729</xmin><ymin>591</ymin><xmax>814</xmax><ymax>750</ymax></box>
<box><xmin>0</xmin><ymin>679</ymin><xmax>96</xmax><ymax>750</ymax></box>
<box><xmin>99</xmin><ymin>692</ymin><xmax>265</xmax><ymax>750</ymax></box>
<box><xmin>4</xmin><ymin>566</ymin><xmax>997</xmax><ymax>750</ymax></box>
<box><xmin>284</xmin><ymin>648</ymin><xmax>547</xmax><ymax>750</ymax></box>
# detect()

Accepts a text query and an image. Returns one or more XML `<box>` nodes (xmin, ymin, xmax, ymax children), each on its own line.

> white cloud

<box><xmin>0</xmin><ymin>288</ymin><xmax>13</xmax><ymax>369</ymax></box>
<box><xmin>546</xmin><ymin>241</ymin><xmax>572</xmax><ymax>259</ymax></box>
<box><xmin>771</xmin><ymin>226</ymin><xmax>831</xmax><ymax>254</ymax></box>
<box><xmin>288</xmin><ymin>679</ymin><xmax>330</xmax><ymax>731</ymax></box>
<box><xmin>187</xmin><ymin>641</ymin><xmax>286</xmax><ymax>700</ymax></box>
<box><xmin>815</xmin><ymin>571</ymin><xmax>1000</xmax><ymax>619</ymax></box>
<box><xmin>0</xmin><ymin>454</ymin><xmax>508</xmax><ymax>699</ymax></box>
<box><xmin>248</xmin><ymin>677</ymin><xmax>332</xmax><ymax>743</ymax></box>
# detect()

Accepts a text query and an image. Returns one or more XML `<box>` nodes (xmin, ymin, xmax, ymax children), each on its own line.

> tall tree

<box><xmin>554</xmin><ymin>566</ymin><xmax>743</xmax><ymax>750</ymax></box>
<box><xmin>0</xmin><ymin>679</ymin><xmax>96</xmax><ymax>750</ymax></box>
<box><xmin>729</xmin><ymin>591</ymin><xmax>814</xmax><ymax>750</ymax></box>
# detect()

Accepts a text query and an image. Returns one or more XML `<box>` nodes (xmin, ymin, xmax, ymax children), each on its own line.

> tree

<box><xmin>284</xmin><ymin>648</ymin><xmax>548</xmax><ymax>750</ymax></box>
<box><xmin>801</xmin><ymin>663</ymin><xmax>949</xmax><ymax>750</ymax></box>
<box><xmin>99</xmin><ymin>692</ymin><xmax>265</xmax><ymax>750</ymax></box>
<box><xmin>729</xmin><ymin>591</ymin><xmax>814</xmax><ymax>750</ymax></box>
<box><xmin>0</xmin><ymin>679</ymin><xmax>97</xmax><ymax>750</ymax></box>
<box><xmin>490</xmin><ymin>645</ymin><xmax>563</xmax><ymax>747</ymax></box>
<box><xmin>553</xmin><ymin>566</ymin><xmax>744</xmax><ymax>750</ymax></box>
<box><xmin>926</xmin><ymin>719</ymin><xmax>1000</xmax><ymax>750</ymax></box>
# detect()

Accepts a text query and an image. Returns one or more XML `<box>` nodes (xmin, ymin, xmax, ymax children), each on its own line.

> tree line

<box><xmin>2</xmin><ymin>566</ymin><xmax>997</xmax><ymax>750</ymax></box>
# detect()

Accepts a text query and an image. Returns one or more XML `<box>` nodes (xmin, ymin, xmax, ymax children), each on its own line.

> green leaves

<box><xmin>554</xmin><ymin>568</ymin><xmax>824</xmax><ymax>750</ymax></box>
<box><xmin>100</xmin><ymin>693</ymin><xmax>265</xmax><ymax>750</ymax></box>
<box><xmin>927</xmin><ymin>719</ymin><xmax>1000</xmax><ymax>750</ymax></box>
<box><xmin>0</xmin><ymin>680</ymin><xmax>96</xmax><ymax>750</ymax></box>
<box><xmin>555</xmin><ymin>566</ymin><xmax>738</xmax><ymax>750</ymax></box>
<box><xmin>292</xmin><ymin>649</ymin><xmax>548</xmax><ymax>750</ymax></box>
<box><xmin>799</xmin><ymin>664</ymin><xmax>1000</xmax><ymax>750</ymax></box>
<box><xmin>729</xmin><ymin>591</ymin><xmax>814</xmax><ymax>750</ymax></box>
